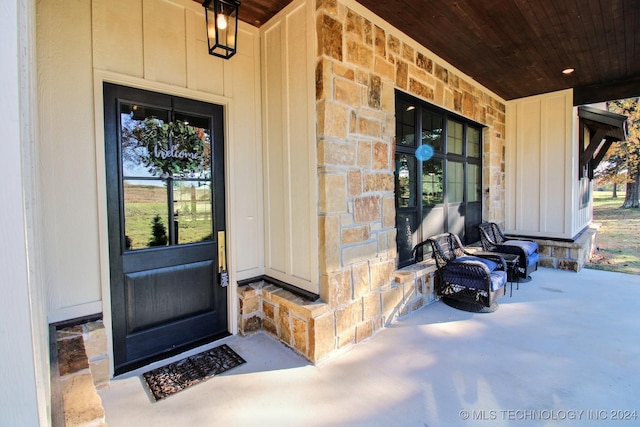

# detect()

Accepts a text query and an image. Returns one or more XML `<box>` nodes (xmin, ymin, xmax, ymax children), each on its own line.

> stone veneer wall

<box><xmin>310</xmin><ymin>0</ymin><xmax>507</xmax><ymax>360</ymax></box>
<box><xmin>238</xmin><ymin>266</ymin><xmax>436</xmax><ymax>361</ymax></box>
<box><xmin>55</xmin><ymin>321</ymin><xmax>109</xmax><ymax>426</ymax></box>
<box><xmin>537</xmin><ymin>226</ymin><xmax>598</xmax><ymax>272</ymax></box>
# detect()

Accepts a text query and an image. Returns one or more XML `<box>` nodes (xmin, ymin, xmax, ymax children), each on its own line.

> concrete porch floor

<box><xmin>99</xmin><ymin>267</ymin><xmax>640</xmax><ymax>427</ymax></box>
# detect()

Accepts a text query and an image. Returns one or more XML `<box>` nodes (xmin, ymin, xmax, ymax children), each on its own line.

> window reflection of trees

<box><xmin>396</xmin><ymin>155</ymin><xmax>416</xmax><ymax>208</ymax></box>
<box><xmin>422</xmin><ymin>159</ymin><xmax>443</xmax><ymax>206</ymax></box>
<box><xmin>121</xmin><ymin>112</ymin><xmax>159</xmax><ymax>178</ymax></box>
<box><xmin>119</xmin><ymin>105</ymin><xmax>214</xmax><ymax>250</ymax></box>
<box><xmin>395</xmin><ymin>94</ymin><xmax>485</xmax><ymax>267</ymax></box>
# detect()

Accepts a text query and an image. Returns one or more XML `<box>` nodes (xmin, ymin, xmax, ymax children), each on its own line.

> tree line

<box><xmin>595</xmin><ymin>98</ymin><xmax>640</xmax><ymax>208</ymax></box>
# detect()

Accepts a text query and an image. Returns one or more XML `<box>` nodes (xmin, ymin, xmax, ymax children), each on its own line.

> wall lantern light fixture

<box><xmin>203</xmin><ymin>0</ymin><xmax>240</xmax><ymax>59</ymax></box>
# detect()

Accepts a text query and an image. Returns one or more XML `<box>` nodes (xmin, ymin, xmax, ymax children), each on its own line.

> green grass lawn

<box><xmin>587</xmin><ymin>191</ymin><xmax>640</xmax><ymax>275</ymax></box>
<box><xmin>125</xmin><ymin>203</ymin><xmax>213</xmax><ymax>249</ymax></box>
<box><xmin>123</xmin><ymin>182</ymin><xmax>213</xmax><ymax>249</ymax></box>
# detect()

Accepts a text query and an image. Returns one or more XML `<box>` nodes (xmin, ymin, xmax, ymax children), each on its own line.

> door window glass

<box><xmin>397</xmin><ymin>101</ymin><xmax>417</xmax><ymax>147</ymax></box>
<box><xmin>422</xmin><ymin>111</ymin><xmax>443</xmax><ymax>152</ymax></box>
<box><xmin>173</xmin><ymin>181</ymin><xmax>213</xmax><ymax>244</ymax></box>
<box><xmin>123</xmin><ymin>179</ymin><xmax>168</xmax><ymax>250</ymax></box>
<box><xmin>394</xmin><ymin>91</ymin><xmax>484</xmax><ymax>267</ymax></box>
<box><xmin>468</xmin><ymin>127</ymin><xmax>481</xmax><ymax>158</ymax></box>
<box><xmin>395</xmin><ymin>154</ymin><xmax>417</xmax><ymax>208</ymax></box>
<box><xmin>447</xmin><ymin>161</ymin><xmax>464</xmax><ymax>203</ymax></box>
<box><xmin>422</xmin><ymin>158</ymin><xmax>444</xmax><ymax>206</ymax></box>
<box><xmin>448</xmin><ymin>120</ymin><xmax>464</xmax><ymax>154</ymax></box>
<box><xmin>120</xmin><ymin>104</ymin><xmax>213</xmax><ymax>250</ymax></box>
<box><xmin>467</xmin><ymin>164</ymin><xmax>482</xmax><ymax>202</ymax></box>
<box><xmin>121</xmin><ymin>104</ymin><xmax>169</xmax><ymax>178</ymax></box>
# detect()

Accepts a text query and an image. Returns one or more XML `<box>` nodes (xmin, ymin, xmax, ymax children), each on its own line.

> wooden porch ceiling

<box><xmin>198</xmin><ymin>0</ymin><xmax>640</xmax><ymax>104</ymax></box>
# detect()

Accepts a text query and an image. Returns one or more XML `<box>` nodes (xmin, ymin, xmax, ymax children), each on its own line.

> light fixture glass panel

<box><xmin>204</xmin><ymin>0</ymin><xmax>239</xmax><ymax>59</ymax></box>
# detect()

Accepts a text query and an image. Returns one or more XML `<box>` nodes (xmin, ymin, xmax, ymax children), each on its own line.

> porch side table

<box><xmin>474</xmin><ymin>252</ymin><xmax>520</xmax><ymax>297</ymax></box>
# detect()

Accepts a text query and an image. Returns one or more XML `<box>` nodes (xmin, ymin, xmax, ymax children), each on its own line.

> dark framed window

<box><xmin>394</xmin><ymin>91</ymin><xmax>484</xmax><ymax>267</ymax></box>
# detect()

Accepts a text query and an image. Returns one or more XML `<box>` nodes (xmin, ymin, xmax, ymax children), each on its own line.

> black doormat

<box><xmin>142</xmin><ymin>344</ymin><xmax>246</xmax><ymax>401</ymax></box>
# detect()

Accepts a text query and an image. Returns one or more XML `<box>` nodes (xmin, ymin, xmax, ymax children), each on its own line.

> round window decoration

<box><xmin>132</xmin><ymin>118</ymin><xmax>210</xmax><ymax>178</ymax></box>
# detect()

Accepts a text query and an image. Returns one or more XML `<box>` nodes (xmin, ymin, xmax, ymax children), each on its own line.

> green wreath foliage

<box><xmin>133</xmin><ymin>118</ymin><xmax>209</xmax><ymax>178</ymax></box>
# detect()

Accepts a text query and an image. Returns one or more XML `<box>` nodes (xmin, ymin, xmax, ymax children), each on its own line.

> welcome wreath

<box><xmin>132</xmin><ymin>118</ymin><xmax>210</xmax><ymax>178</ymax></box>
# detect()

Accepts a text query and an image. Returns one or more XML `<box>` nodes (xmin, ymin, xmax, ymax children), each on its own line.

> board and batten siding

<box><xmin>506</xmin><ymin>89</ymin><xmax>590</xmax><ymax>239</ymax></box>
<box><xmin>37</xmin><ymin>0</ymin><xmax>264</xmax><ymax>323</ymax></box>
<box><xmin>261</xmin><ymin>0</ymin><xmax>318</xmax><ymax>293</ymax></box>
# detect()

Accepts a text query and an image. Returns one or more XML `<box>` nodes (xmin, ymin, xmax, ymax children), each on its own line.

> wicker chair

<box><xmin>424</xmin><ymin>233</ymin><xmax>508</xmax><ymax>312</ymax></box>
<box><xmin>478</xmin><ymin>222</ymin><xmax>539</xmax><ymax>282</ymax></box>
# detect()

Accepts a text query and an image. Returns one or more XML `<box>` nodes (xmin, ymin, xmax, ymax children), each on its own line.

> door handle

<box><xmin>217</xmin><ymin>231</ymin><xmax>228</xmax><ymax>287</ymax></box>
<box><xmin>217</xmin><ymin>231</ymin><xmax>227</xmax><ymax>271</ymax></box>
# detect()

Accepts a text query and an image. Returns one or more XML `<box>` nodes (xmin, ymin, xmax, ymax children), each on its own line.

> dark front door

<box><xmin>104</xmin><ymin>83</ymin><xmax>228</xmax><ymax>374</ymax></box>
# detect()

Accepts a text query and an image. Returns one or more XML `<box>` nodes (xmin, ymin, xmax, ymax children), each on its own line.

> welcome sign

<box><xmin>132</xmin><ymin>118</ymin><xmax>210</xmax><ymax>178</ymax></box>
<box><xmin>153</xmin><ymin>143</ymin><xmax>202</xmax><ymax>162</ymax></box>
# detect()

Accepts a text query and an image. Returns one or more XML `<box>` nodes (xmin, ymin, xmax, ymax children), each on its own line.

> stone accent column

<box><xmin>56</xmin><ymin>322</ymin><xmax>108</xmax><ymax>426</ymax></box>
<box><xmin>312</xmin><ymin>0</ymin><xmax>506</xmax><ymax>361</ymax></box>
<box><xmin>237</xmin><ymin>0</ymin><xmax>507</xmax><ymax>364</ymax></box>
<box><xmin>238</xmin><ymin>282</ymin><xmax>331</xmax><ymax>361</ymax></box>
<box><xmin>537</xmin><ymin>226</ymin><xmax>598</xmax><ymax>272</ymax></box>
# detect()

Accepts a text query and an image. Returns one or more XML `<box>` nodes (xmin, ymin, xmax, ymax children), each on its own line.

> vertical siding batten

<box><xmin>505</xmin><ymin>89</ymin><xmax>580</xmax><ymax>239</ymax></box>
<box><xmin>261</xmin><ymin>0</ymin><xmax>318</xmax><ymax>292</ymax></box>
